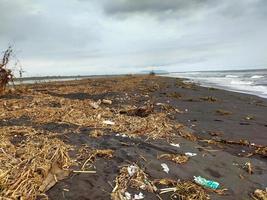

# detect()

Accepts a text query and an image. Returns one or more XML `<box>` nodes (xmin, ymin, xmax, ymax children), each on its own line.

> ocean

<box><xmin>165</xmin><ymin>69</ymin><xmax>267</xmax><ymax>99</ymax></box>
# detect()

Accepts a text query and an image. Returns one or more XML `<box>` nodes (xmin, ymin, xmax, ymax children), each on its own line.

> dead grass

<box><xmin>158</xmin><ymin>154</ymin><xmax>189</xmax><ymax>164</ymax></box>
<box><xmin>0</xmin><ymin>134</ymin><xmax>73</xmax><ymax>199</ymax></box>
<box><xmin>216</xmin><ymin>109</ymin><xmax>232</xmax><ymax>115</ymax></box>
<box><xmin>178</xmin><ymin>129</ymin><xmax>197</xmax><ymax>142</ymax></box>
<box><xmin>75</xmin><ymin>145</ymin><xmax>114</xmax><ymax>171</ymax></box>
<box><xmin>160</xmin><ymin>181</ymin><xmax>210</xmax><ymax>200</ymax></box>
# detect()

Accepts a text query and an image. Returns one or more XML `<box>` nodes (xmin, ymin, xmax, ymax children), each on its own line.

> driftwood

<box><xmin>0</xmin><ymin>46</ymin><xmax>14</xmax><ymax>93</ymax></box>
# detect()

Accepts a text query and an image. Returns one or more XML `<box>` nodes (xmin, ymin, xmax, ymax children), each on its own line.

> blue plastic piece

<box><xmin>194</xmin><ymin>176</ymin><xmax>220</xmax><ymax>190</ymax></box>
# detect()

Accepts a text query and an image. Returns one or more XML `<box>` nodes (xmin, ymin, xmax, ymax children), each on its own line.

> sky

<box><xmin>0</xmin><ymin>0</ymin><xmax>267</xmax><ymax>76</ymax></box>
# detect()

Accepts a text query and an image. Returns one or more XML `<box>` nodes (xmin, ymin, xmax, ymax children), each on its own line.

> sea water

<box><xmin>165</xmin><ymin>69</ymin><xmax>267</xmax><ymax>99</ymax></box>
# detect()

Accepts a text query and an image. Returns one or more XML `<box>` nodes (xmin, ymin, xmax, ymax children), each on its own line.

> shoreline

<box><xmin>1</xmin><ymin>75</ymin><xmax>266</xmax><ymax>200</ymax></box>
<box><xmin>13</xmin><ymin>72</ymin><xmax>267</xmax><ymax>99</ymax></box>
<box><xmin>161</xmin><ymin>74</ymin><xmax>267</xmax><ymax>99</ymax></box>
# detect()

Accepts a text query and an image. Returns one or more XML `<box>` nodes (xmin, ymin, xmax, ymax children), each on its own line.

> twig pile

<box><xmin>158</xmin><ymin>154</ymin><xmax>189</xmax><ymax>164</ymax></box>
<box><xmin>80</xmin><ymin>148</ymin><xmax>114</xmax><ymax>170</ymax></box>
<box><xmin>160</xmin><ymin>181</ymin><xmax>210</xmax><ymax>200</ymax></box>
<box><xmin>0</xmin><ymin>134</ymin><xmax>73</xmax><ymax>199</ymax></box>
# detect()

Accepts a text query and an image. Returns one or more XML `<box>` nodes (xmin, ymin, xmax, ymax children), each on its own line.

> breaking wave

<box><xmin>164</xmin><ymin>69</ymin><xmax>267</xmax><ymax>98</ymax></box>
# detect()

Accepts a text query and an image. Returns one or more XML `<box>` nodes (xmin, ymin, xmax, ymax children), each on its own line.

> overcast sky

<box><xmin>0</xmin><ymin>0</ymin><xmax>267</xmax><ymax>76</ymax></box>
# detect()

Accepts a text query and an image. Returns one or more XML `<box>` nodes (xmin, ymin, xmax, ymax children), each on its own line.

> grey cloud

<box><xmin>102</xmin><ymin>0</ymin><xmax>214</xmax><ymax>15</ymax></box>
<box><xmin>101</xmin><ymin>0</ymin><xmax>267</xmax><ymax>20</ymax></box>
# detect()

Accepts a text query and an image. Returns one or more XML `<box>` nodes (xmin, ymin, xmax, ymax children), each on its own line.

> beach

<box><xmin>0</xmin><ymin>75</ymin><xmax>266</xmax><ymax>200</ymax></box>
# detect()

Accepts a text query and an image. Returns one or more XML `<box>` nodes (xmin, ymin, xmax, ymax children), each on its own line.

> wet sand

<box><xmin>1</xmin><ymin>75</ymin><xmax>266</xmax><ymax>200</ymax></box>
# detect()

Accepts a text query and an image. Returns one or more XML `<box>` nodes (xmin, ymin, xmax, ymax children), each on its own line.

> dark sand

<box><xmin>1</xmin><ymin>75</ymin><xmax>266</xmax><ymax>200</ymax></box>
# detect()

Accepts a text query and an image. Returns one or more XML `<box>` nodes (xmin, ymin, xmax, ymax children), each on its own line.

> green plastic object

<box><xmin>194</xmin><ymin>176</ymin><xmax>220</xmax><ymax>190</ymax></box>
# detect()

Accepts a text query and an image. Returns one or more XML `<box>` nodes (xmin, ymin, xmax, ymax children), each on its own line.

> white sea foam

<box><xmin>225</xmin><ymin>75</ymin><xmax>239</xmax><ymax>78</ymax></box>
<box><xmin>251</xmin><ymin>75</ymin><xmax>264</xmax><ymax>79</ymax></box>
<box><xmin>230</xmin><ymin>80</ymin><xmax>253</xmax><ymax>85</ymax></box>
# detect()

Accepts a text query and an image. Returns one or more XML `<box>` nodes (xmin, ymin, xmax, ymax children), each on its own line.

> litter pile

<box><xmin>111</xmin><ymin>164</ymin><xmax>156</xmax><ymax>200</ymax></box>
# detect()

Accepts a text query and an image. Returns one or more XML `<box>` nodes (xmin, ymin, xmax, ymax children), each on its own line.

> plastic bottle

<box><xmin>194</xmin><ymin>176</ymin><xmax>220</xmax><ymax>190</ymax></box>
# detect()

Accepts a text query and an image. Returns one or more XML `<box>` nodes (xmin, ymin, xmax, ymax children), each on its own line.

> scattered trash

<box><xmin>115</xmin><ymin>133</ymin><xmax>128</xmax><ymax>138</ymax></box>
<box><xmin>103</xmin><ymin>120</ymin><xmax>115</xmax><ymax>125</ymax></box>
<box><xmin>161</xmin><ymin>163</ymin><xmax>170</xmax><ymax>173</ymax></box>
<box><xmin>125</xmin><ymin>192</ymin><xmax>132</xmax><ymax>200</ymax></box>
<box><xmin>111</xmin><ymin>164</ymin><xmax>156</xmax><ymax>200</ymax></box>
<box><xmin>194</xmin><ymin>176</ymin><xmax>220</xmax><ymax>190</ymax></box>
<box><xmin>185</xmin><ymin>152</ymin><xmax>197</xmax><ymax>157</ymax></box>
<box><xmin>127</xmin><ymin>165</ymin><xmax>138</xmax><ymax>177</ymax></box>
<box><xmin>170</xmin><ymin>143</ymin><xmax>180</xmax><ymax>148</ymax></box>
<box><xmin>102</xmin><ymin>99</ymin><xmax>112</xmax><ymax>105</ymax></box>
<box><xmin>245</xmin><ymin>115</ymin><xmax>254</xmax><ymax>120</ymax></box>
<box><xmin>134</xmin><ymin>192</ymin><xmax>145</xmax><ymax>199</ymax></box>
<box><xmin>158</xmin><ymin>154</ymin><xmax>189</xmax><ymax>164</ymax></box>
<box><xmin>89</xmin><ymin>100</ymin><xmax>101</xmax><ymax>109</ymax></box>
<box><xmin>73</xmin><ymin>170</ymin><xmax>96</xmax><ymax>174</ymax></box>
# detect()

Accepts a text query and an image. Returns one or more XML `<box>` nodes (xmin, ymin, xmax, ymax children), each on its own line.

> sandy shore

<box><xmin>0</xmin><ymin>75</ymin><xmax>266</xmax><ymax>200</ymax></box>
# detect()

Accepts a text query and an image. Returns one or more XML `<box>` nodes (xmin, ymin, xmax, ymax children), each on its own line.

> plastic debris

<box><xmin>134</xmin><ymin>192</ymin><xmax>145</xmax><ymax>199</ymax></box>
<box><xmin>89</xmin><ymin>100</ymin><xmax>101</xmax><ymax>109</ymax></box>
<box><xmin>170</xmin><ymin>143</ymin><xmax>180</xmax><ymax>148</ymax></box>
<box><xmin>127</xmin><ymin>165</ymin><xmax>138</xmax><ymax>177</ymax></box>
<box><xmin>111</xmin><ymin>164</ymin><xmax>156</xmax><ymax>199</ymax></box>
<box><xmin>194</xmin><ymin>176</ymin><xmax>220</xmax><ymax>190</ymax></box>
<box><xmin>103</xmin><ymin>120</ymin><xmax>115</xmax><ymax>125</ymax></box>
<box><xmin>102</xmin><ymin>99</ymin><xmax>112</xmax><ymax>104</ymax></box>
<box><xmin>124</xmin><ymin>192</ymin><xmax>145</xmax><ymax>200</ymax></box>
<box><xmin>125</xmin><ymin>192</ymin><xmax>132</xmax><ymax>200</ymax></box>
<box><xmin>115</xmin><ymin>133</ymin><xmax>128</xmax><ymax>138</ymax></box>
<box><xmin>161</xmin><ymin>163</ymin><xmax>170</xmax><ymax>174</ymax></box>
<box><xmin>185</xmin><ymin>152</ymin><xmax>197</xmax><ymax>157</ymax></box>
